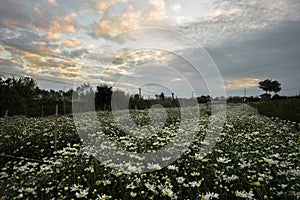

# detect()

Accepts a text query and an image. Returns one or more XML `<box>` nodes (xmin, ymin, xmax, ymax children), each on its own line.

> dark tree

<box><xmin>258</xmin><ymin>79</ymin><xmax>273</xmax><ymax>94</ymax></box>
<box><xmin>197</xmin><ymin>95</ymin><xmax>211</xmax><ymax>104</ymax></box>
<box><xmin>270</xmin><ymin>80</ymin><xmax>281</xmax><ymax>94</ymax></box>
<box><xmin>0</xmin><ymin>76</ymin><xmax>38</xmax><ymax>116</ymax></box>
<box><xmin>258</xmin><ymin>79</ymin><xmax>281</xmax><ymax>95</ymax></box>
<box><xmin>95</xmin><ymin>84</ymin><xmax>112</xmax><ymax>110</ymax></box>
<box><xmin>159</xmin><ymin>92</ymin><xmax>165</xmax><ymax>100</ymax></box>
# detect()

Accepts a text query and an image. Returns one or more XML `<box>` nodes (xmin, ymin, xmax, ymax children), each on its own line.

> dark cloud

<box><xmin>206</xmin><ymin>20</ymin><xmax>300</xmax><ymax>95</ymax></box>
<box><xmin>69</xmin><ymin>48</ymin><xmax>89</xmax><ymax>59</ymax></box>
<box><xmin>0</xmin><ymin>30</ymin><xmax>43</xmax><ymax>54</ymax></box>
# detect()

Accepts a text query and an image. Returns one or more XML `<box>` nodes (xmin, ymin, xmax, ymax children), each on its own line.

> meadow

<box><xmin>0</xmin><ymin>105</ymin><xmax>299</xmax><ymax>200</ymax></box>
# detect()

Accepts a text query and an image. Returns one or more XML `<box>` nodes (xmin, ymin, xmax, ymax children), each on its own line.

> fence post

<box><xmin>41</xmin><ymin>105</ymin><xmax>44</xmax><ymax>117</ymax></box>
<box><xmin>1</xmin><ymin>110</ymin><xmax>8</xmax><ymax>136</ymax></box>
<box><xmin>54</xmin><ymin>104</ymin><xmax>58</xmax><ymax>151</ymax></box>
<box><xmin>63</xmin><ymin>101</ymin><xmax>66</xmax><ymax>115</ymax></box>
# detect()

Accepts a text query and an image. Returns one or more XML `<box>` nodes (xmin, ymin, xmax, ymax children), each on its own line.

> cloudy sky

<box><xmin>0</xmin><ymin>0</ymin><xmax>299</xmax><ymax>97</ymax></box>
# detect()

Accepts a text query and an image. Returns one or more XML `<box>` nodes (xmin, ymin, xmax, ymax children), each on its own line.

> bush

<box><xmin>252</xmin><ymin>98</ymin><xmax>300</xmax><ymax>122</ymax></box>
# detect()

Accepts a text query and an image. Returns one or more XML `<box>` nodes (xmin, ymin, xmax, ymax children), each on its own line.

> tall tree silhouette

<box><xmin>95</xmin><ymin>84</ymin><xmax>112</xmax><ymax>110</ymax></box>
<box><xmin>258</xmin><ymin>79</ymin><xmax>281</xmax><ymax>95</ymax></box>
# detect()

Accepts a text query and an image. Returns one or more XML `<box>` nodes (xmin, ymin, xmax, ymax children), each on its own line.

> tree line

<box><xmin>0</xmin><ymin>75</ymin><xmax>73</xmax><ymax>117</ymax></box>
<box><xmin>0</xmin><ymin>75</ymin><xmax>182</xmax><ymax>117</ymax></box>
<box><xmin>1</xmin><ymin>75</ymin><xmax>295</xmax><ymax>117</ymax></box>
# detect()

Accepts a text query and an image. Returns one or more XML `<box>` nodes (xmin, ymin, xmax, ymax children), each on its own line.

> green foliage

<box><xmin>95</xmin><ymin>84</ymin><xmax>112</xmax><ymax>111</ymax></box>
<box><xmin>0</xmin><ymin>75</ymin><xmax>183</xmax><ymax>116</ymax></box>
<box><xmin>197</xmin><ymin>95</ymin><xmax>211</xmax><ymax>104</ymax></box>
<box><xmin>226</xmin><ymin>96</ymin><xmax>243</xmax><ymax>104</ymax></box>
<box><xmin>0</xmin><ymin>76</ymin><xmax>38</xmax><ymax>116</ymax></box>
<box><xmin>129</xmin><ymin>95</ymin><xmax>180</xmax><ymax>110</ymax></box>
<box><xmin>251</xmin><ymin>98</ymin><xmax>300</xmax><ymax>123</ymax></box>
<box><xmin>258</xmin><ymin>79</ymin><xmax>281</xmax><ymax>95</ymax></box>
<box><xmin>0</xmin><ymin>75</ymin><xmax>74</xmax><ymax>117</ymax></box>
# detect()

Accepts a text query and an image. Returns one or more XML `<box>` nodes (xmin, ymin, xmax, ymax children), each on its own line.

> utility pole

<box><xmin>138</xmin><ymin>88</ymin><xmax>141</xmax><ymax>98</ymax></box>
<box><xmin>243</xmin><ymin>88</ymin><xmax>246</xmax><ymax>110</ymax></box>
<box><xmin>63</xmin><ymin>86</ymin><xmax>66</xmax><ymax>114</ymax></box>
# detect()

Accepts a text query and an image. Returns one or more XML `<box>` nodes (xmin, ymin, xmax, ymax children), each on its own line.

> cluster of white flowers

<box><xmin>0</xmin><ymin>105</ymin><xmax>299</xmax><ymax>199</ymax></box>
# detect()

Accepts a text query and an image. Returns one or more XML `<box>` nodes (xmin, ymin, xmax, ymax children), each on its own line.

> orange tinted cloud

<box><xmin>44</xmin><ymin>32</ymin><xmax>61</xmax><ymax>40</ymax></box>
<box><xmin>95</xmin><ymin>0</ymin><xmax>129</xmax><ymax>13</ymax></box>
<box><xmin>63</xmin><ymin>38</ymin><xmax>82</xmax><ymax>47</ymax></box>
<box><xmin>148</xmin><ymin>0</ymin><xmax>166</xmax><ymax>21</ymax></box>
<box><xmin>91</xmin><ymin>5</ymin><xmax>142</xmax><ymax>38</ymax></box>
<box><xmin>48</xmin><ymin>0</ymin><xmax>57</xmax><ymax>6</ymax></box>
<box><xmin>204</xmin><ymin>8</ymin><xmax>240</xmax><ymax>21</ymax></box>
<box><xmin>49</xmin><ymin>13</ymin><xmax>77</xmax><ymax>33</ymax></box>
<box><xmin>91</xmin><ymin>2</ymin><xmax>167</xmax><ymax>39</ymax></box>
<box><xmin>225</xmin><ymin>78</ymin><xmax>262</xmax><ymax>90</ymax></box>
